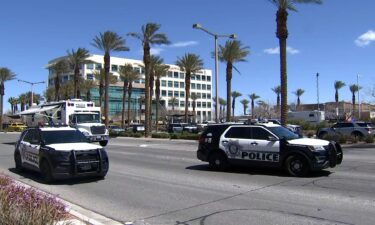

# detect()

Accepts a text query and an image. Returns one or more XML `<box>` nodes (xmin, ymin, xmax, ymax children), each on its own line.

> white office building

<box><xmin>47</xmin><ymin>54</ymin><xmax>213</xmax><ymax>122</ymax></box>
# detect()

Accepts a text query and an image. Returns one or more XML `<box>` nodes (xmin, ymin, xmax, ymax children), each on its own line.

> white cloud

<box><xmin>263</xmin><ymin>46</ymin><xmax>300</xmax><ymax>55</ymax></box>
<box><xmin>150</xmin><ymin>47</ymin><xmax>164</xmax><ymax>55</ymax></box>
<box><xmin>355</xmin><ymin>30</ymin><xmax>375</xmax><ymax>47</ymax></box>
<box><xmin>169</xmin><ymin>41</ymin><xmax>198</xmax><ymax>48</ymax></box>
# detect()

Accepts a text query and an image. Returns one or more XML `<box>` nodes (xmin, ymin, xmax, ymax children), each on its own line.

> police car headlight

<box><xmin>307</xmin><ymin>145</ymin><xmax>325</xmax><ymax>152</ymax></box>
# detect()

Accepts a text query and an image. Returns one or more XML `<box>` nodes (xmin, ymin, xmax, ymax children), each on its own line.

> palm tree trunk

<box><xmin>193</xmin><ymin>103</ymin><xmax>196</xmax><ymax>123</ymax></box>
<box><xmin>155</xmin><ymin>79</ymin><xmax>160</xmax><ymax>132</ymax></box>
<box><xmin>55</xmin><ymin>75</ymin><xmax>60</xmax><ymax>101</ymax></box>
<box><xmin>232</xmin><ymin>97</ymin><xmax>235</xmax><ymax>118</ymax></box>
<box><xmin>104</xmin><ymin>52</ymin><xmax>110</xmax><ymax>127</ymax></box>
<box><xmin>74</xmin><ymin>66</ymin><xmax>79</xmax><ymax>98</ymax></box>
<box><xmin>144</xmin><ymin>44</ymin><xmax>151</xmax><ymax>136</ymax></box>
<box><xmin>127</xmin><ymin>84</ymin><xmax>132</xmax><ymax>127</ymax></box>
<box><xmin>99</xmin><ymin>81</ymin><xmax>103</xmax><ymax>108</ymax></box>
<box><xmin>121</xmin><ymin>81</ymin><xmax>127</xmax><ymax>128</ymax></box>
<box><xmin>226</xmin><ymin>62</ymin><xmax>232</xmax><ymax>122</ymax></box>
<box><xmin>352</xmin><ymin>93</ymin><xmax>356</xmax><ymax>113</ymax></box>
<box><xmin>149</xmin><ymin>72</ymin><xmax>154</xmax><ymax>126</ymax></box>
<box><xmin>277</xmin><ymin>9</ymin><xmax>289</xmax><ymax>126</ymax></box>
<box><xmin>185</xmin><ymin>72</ymin><xmax>191</xmax><ymax>123</ymax></box>
<box><xmin>251</xmin><ymin>100</ymin><xmax>255</xmax><ymax>119</ymax></box>
<box><xmin>87</xmin><ymin>90</ymin><xmax>91</xmax><ymax>101</ymax></box>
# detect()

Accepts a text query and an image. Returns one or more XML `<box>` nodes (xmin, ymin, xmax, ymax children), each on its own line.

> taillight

<box><xmin>365</xmin><ymin>128</ymin><xmax>372</xmax><ymax>133</ymax></box>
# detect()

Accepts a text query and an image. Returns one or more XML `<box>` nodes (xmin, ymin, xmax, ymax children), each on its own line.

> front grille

<box><xmin>71</xmin><ymin>149</ymin><xmax>102</xmax><ymax>173</ymax></box>
<box><xmin>91</xmin><ymin>125</ymin><xmax>106</xmax><ymax>134</ymax></box>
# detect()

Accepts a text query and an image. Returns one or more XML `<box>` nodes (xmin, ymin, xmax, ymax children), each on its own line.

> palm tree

<box><xmin>176</xmin><ymin>53</ymin><xmax>204</xmax><ymax>122</ymax></box>
<box><xmin>0</xmin><ymin>67</ymin><xmax>16</xmax><ymax>128</ymax></box>
<box><xmin>190</xmin><ymin>93</ymin><xmax>199</xmax><ymax>123</ymax></box>
<box><xmin>119</xmin><ymin>64</ymin><xmax>134</xmax><ymax>128</ymax></box>
<box><xmin>271</xmin><ymin>85</ymin><xmax>281</xmax><ymax>113</ymax></box>
<box><xmin>49</xmin><ymin>59</ymin><xmax>69</xmax><ymax>101</ymax></box>
<box><xmin>349</xmin><ymin>84</ymin><xmax>361</xmax><ymax>113</ymax></box>
<box><xmin>149</xmin><ymin>55</ymin><xmax>164</xmax><ymax>109</ymax></box>
<box><xmin>67</xmin><ymin>47</ymin><xmax>91</xmax><ymax>98</ymax></box>
<box><xmin>218</xmin><ymin>40</ymin><xmax>250</xmax><ymax>122</ymax></box>
<box><xmin>154</xmin><ymin>62</ymin><xmax>170</xmax><ymax>131</ymax></box>
<box><xmin>240</xmin><ymin>99</ymin><xmax>249</xmax><ymax>115</ymax></box>
<box><xmin>81</xmin><ymin>79</ymin><xmax>96</xmax><ymax>101</ymax></box>
<box><xmin>93</xmin><ymin>69</ymin><xmax>117</xmax><ymax>108</ymax></box>
<box><xmin>334</xmin><ymin>80</ymin><xmax>345</xmax><ymax>104</ymax></box>
<box><xmin>249</xmin><ymin>93</ymin><xmax>260</xmax><ymax>119</ymax></box>
<box><xmin>92</xmin><ymin>31</ymin><xmax>129</xmax><ymax>127</ymax></box>
<box><xmin>231</xmin><ymin>91</ymin><xmax>242</xmax><ymax>119</ymax></box>
<box><xmin>293</xmin><ymin>88</ymin><xmax>305</xmax><ymax>110</ymax></box>
<box><xmin>44</xmin><ymin>86</ymin><xmax>55</xmax><ymax>102</ymax></box>
<box><xmin>128</xmin><ymin>23</ymin><xmax>170</xmax><ymax>136</ymax></box>
<box><xmin>60</xmin><ymin>80</ymin><xmax>74</xmax><ymax>100</ymax></box>
<box><xmin>169</xmin><ymin>97</ymin><xmax>178</xmax><ymax>112</ymax></box>
<box><xmin>269</xmin><ymin>0</ymin><xmax>322</xmax><ymax>125</ymax></box>
<box><xmin>19</xmin><ymin>94</ymin><xmax>27</xmax><ymax>112</ymax></box>
<box><xmin>8</xmin><ymin>97</ymin><xmax>17</xmax><ymax>114</ymax></box>
<box><xmin>219</xmin><ymin>98</ymin><xmax>226</xmax><ymax>121</ymax></box>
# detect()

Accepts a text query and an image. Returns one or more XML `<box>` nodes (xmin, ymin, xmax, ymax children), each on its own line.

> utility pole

<box><xmin>316</xmin><ymin>73</ymin><xmax>320</xmax><ymax>111</ymax></box>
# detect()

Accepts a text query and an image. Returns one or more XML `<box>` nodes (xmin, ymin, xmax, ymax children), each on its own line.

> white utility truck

<box><xmin>19</xmin><ymin>99</ymin><xmax>109</xmax><ymax>146</ymax></box>
<box><xmin>288</xmin><ymin>111</ymin><xmax>325</xmax><ymax>124</ymax></box>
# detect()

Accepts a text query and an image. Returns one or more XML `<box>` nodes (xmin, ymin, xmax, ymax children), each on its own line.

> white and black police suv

<box><xmin>14</xmin><ymin>126</ymin><xmax>109</xmax><ymax>183</ymax></box>
<box><xmin>197</xmin><ymin>123</ymin><xmax>343</xmax><ymax>177</ymax></box>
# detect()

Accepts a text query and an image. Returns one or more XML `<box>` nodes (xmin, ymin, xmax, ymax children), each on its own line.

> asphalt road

<box><xmin>0</xmin><ymin>133</ymin><xmax>375</xmax><ymax>225</ymax></box>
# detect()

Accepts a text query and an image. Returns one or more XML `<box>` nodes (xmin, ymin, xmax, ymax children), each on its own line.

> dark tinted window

<box><xmin>251</xmin><ymin>127</ymin><xmax>272</xmax><ymax>140</ymax></box>
<box><xmin>41</xmin><ymin>130</ymin><xmax>88</xmax><ymax>145</ymax></box>
<box><xmin>224</xmin><ymin>127</ymin><xmax>251</xmax><ymax>139</ymax></box>
<box><xmin>22</xmin><ymin>130</ymin><xmax>34</xmax><ymax>143</ymax></box>
<box><xmin>357</xmin><ymin>123</ymin><xmax>374</xmax><ymax>127</ymax></box>
<box><xmin>342</xmin><ymin>123</ymin><xmax>354</xmax><ymax>128</ymax></box>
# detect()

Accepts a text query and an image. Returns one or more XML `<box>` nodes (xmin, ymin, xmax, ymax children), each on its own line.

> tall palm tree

<box><xmin>349</xmin><ymin>84</ymin><xmax>361</xmax><ymax>113</ymax></box>
<box><xmin>0</xmin><ymin>67</ymin><xmax>16</xmax><ymax>128</ymax></box>
<box><xmin>334</xmin><ymin>80</ymin><xmax>345</xmax><ymax>104</ymax></box>
<box><xmin>19</xmin><ymin>94</ymin><xmax>27</xmax><ymax>112</ymax></box>
<box><xmin>126</xmin><ymin>71</ymin><xmax>141</xmax><ymax>127</ymax></box>
<box><xmin>8</xmin><ymin>97</ymin><xmax>17</xmax><ymax>114</ymax></box>
<box><xmin>240</xmin><ymin>99</ymin><xmax>249</xmax><ymax>115</ymax></box>
<box><xmin>154</xmin><ymin>62</ymin><xmax>169</xmax><ymax>131</ymax></box>
<box><xmin>149</xmin><ymin>55</ymin><xmax>164</xmax><ymax>108</ymax></box>
<box><xmin>176</xmin><ymin>53</ymin><xmax>204</xmax><ymax>122</ymax></box>
<box><xmin>231</xmin><ymin>91</ymin><xmax>242</xmax><ymax>119</ymax></box>
<box><xmin>293</xmin><ymin>88</ymin><xmax>305</xmax><ymax>110</ymax></box>
<box><xmin>271</xmin><ymin>85</ymin><xmax>281</xmax><ymax>113</ymax></box>
<box><xmin>49</xmin><ymin>59</ymin><xmax>69</xmax><ymax>101</ymax></box>
<box><xmin>249</xmin><ymin>93</ymin><xmax>260</xmax><ymax>119</ymax></box>
<box><xmin>128</xmin><ymin>23</ymin><xmax>170</xmax><ymax>136</ymax></box>
<box><xmin>269</xmin><ymin>0</ymin><xmax>322</xmax><ymax>125</ymax></box>
<box><xmin>169</xmin><ymin>97</ymin><xmax>178</xmax><ymax>112</ymax></box>
<box><xmin>218</xmin><ymin>40</ymin><xmax>250</xmax><ymax>122</ymax></box>
<box><xmin>92</xmin><ymin>31</ymin><xmax>129</xmax><ymax>127</ymax></box>
<box><xmin>93</xmin><ymin>69</ymin><xmax>117</xmax><ymax>108</ymax></box>
<box><xmin>67</xmin><ymin>47</ymin><xmax>91</xmax><ymax>98</ymax></box>
<box><xmin>219</xmin><ymin>98</ymin><xmax>226</xmax><ymax>121</ymax></box>
<box><xmin>190</xmin><ymin>93</ymin><xmax>199</xmax><ymax>123</ymax></box>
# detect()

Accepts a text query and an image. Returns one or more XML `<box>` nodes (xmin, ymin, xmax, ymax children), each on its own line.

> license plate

<box><xmin>97</xmin><ymin>136</ymin><xmax>102</xmax><ymax>139</ymax></box>
<box><xmin>80</xmin><ymin>164</ymin><xmax>92</xmax><ymax>171</ymax></box>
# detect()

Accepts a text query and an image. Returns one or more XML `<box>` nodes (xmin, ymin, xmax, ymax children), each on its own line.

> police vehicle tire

<box><xmin>208</xmin><ymin>152</ymin><xmax>229</xmax><ymax>171</ymax></box>
<box><xmin>14</xmin><ymin>152</ymin><xmax>23</xmax><ymax>172</ymax></box>
<box><xmin>285</xmin><ymin>154</ymin><xmax>310</xmax><ymax>177</ymax></box>
<box><xmin>99</xmin><ymin>140</ymin><xmax>108</xmax><ymax>147</ymax></box>
<box><xmin>40</xmin><ymin>160</ymin><xmax>54</xmax><ymax>184</ymax></box>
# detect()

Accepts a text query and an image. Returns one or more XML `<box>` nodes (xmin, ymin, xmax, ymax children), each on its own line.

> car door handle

<box><xmin>222</xmin><ymin>140</ymin><xmax>228</xmax><ymax>144</ymax></box>
<box><xmin>251</xmin><ymin>142</ymin><xmax>258</xmax><ymax>145</ymax></box>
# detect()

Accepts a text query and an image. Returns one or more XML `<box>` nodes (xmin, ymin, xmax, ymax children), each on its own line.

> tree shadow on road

<box><xmin>8</xmin><ymin>168</ymin><xmax>104</xmax><ymax>185</ymax></box>
<box><xmin>2</xmin><ymin>142</ymin><xmax>16</xmax><ymax>145</ymax></box>
<box><xmin>186</xmin><ymin>164</ymin><xmax>332</xmax><ymax>178</ymax></box>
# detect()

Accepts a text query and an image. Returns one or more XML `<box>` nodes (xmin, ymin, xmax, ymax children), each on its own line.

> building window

<box><xmin>162</xmin><ymin>90</ymin><xmax>166</xmax><ymax>97</ymax></box>
<box><xmin>191</xmin><ymin>83</ymin><xmax>196</xmax><ymax>89</ymax></box>
<box><xmin>196</xmin><ymin>75</ymin><xmax>201</xmax><ymax>81</ymax></box>
<box><xmin>180</xmin><ymin>82</ymin><xmax>184</xmax><ymax>88</ymax></box>
<box><xmin>111</xmin><ymin>65</ymin><xmax>118</xmax><ymax>72</ymax></box>
<box><xmin>203</xmin><ymin>102</ymin><xmax>207</xmax><ymax>108</ymax></box>
<box><xmin>86</xmin><ymin>64</ymin><xmax>94</xmax><ymax>70</ymax></box>
<box><xmin>168</xmin><ymin>71</ymin><xmax>173</xmax><ymax>78</ymax></box>
<box><xmin>174</xmin><ymin>72</ymin><xmax>179</xmax><ymax>78</ymax></box>
<box><xmin>140</xmin><ymin>79</ymin><xmax>145</xmax><ymax>84</ymax></box>
<box><xmin>207</xmin><ymin>76</ymin><xmax>211</xmax><ymax>82</ymax></box>
<box><xmin>207</xmin><ymin>93</ymin><xmax>211</xmax><ymax>99</ymax></box>
<box><xmin>197</xmin><ymin>102</ymin><xmax>201</xmax><ymax>108</ymax></box>
<box><xmin>140</xmin><ymin>67</ymin><xmax>145</xmax><ymax>74</ymax></box>
<box><xmin>208</xmin><ymin>102</ymin><xmax>211</xmax><ymax>108</ymax></box>
<box><xmin>87</xmin><ymin>74</ymin><xmax>94</xmax><ymax>80</ymax></box>
<box><xmin>180</xmin><ymin>73</ymin><xmax>185</xmax><ymax>79</ymax></box>
<box><xmin>63</xmin><ymin>75</ymin><xmax>69</xmax><ymax>82</ymax></box>
<box><xmin>168</xmin><ymin>81</ymin><xmax>173</xmax><ymax>87</ymax></box>
<box><xmin>202</xmin><ymin>84</ymin><xmax>206</xmax><ymax>90</ymax></box>
<box><xmin>207</xmin><ymin>84</ymin><xmax>211</xmax><ymax>90</ymax></box>
<box><xmin>95</xmin><ymin>63</ymin><xmax>102</xmax><ymax>70</ymax></box>
<box><xmin>168</xmin><ymin>91</ymin><xmax>172</xmax><ymax>97</ymax></box>
<box><xmin>202</xmin><ymin>75</ymin><xmax>206</xmax><ymax>81</ymax></box>
<box><xmin>174</xmin><ymin>91</ymin><xmax>179</xmax><ymax>97</ymax></box>
<box><xmin>180</xmin><ymin>91</ymin><xmax>185</xmax><ymax>98</ymax></box>
<box><xmin>162</xmin><ymin>80</ymin><xmax>166</xmax><ymax>87</ymax></box>
<box><xmin>196</xmin><ymin>84</ymin><xmax>201</xmax><ymax>90</ymax></box>
<box><xmin>180</xmin><ymin>101</ymin><xmax>185</xmax><ymax>107</ymax></box>
<box><xmin>202</xmin><ymin>93</ymin><xmax>206</xmax><ymax>99</ymax></box>
<box><xmin>174</xmin><ymin>81</ymin><xmax>179</xmax><ymax>88</ymax></box>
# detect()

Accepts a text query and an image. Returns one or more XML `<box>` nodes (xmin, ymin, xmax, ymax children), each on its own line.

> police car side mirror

<box><xmin>268</xmin><ymin>136</ymin><xmax>278</xmax><ymax>142</ymax></box>
<box><xmin>40</xmin><ymin>140</ymin><xmax>46</xmax><ymax>147</ymax></box>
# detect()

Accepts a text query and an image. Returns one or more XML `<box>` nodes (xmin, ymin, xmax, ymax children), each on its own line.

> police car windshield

<box><xmin>267</xmin><ymin>126</ymin><xmax>299</xmax><ymax>140</ymax></box>
<box><xmin>42</xmin><ymin>130</ymin><xmax>88</xmax><ymax>144</ymax></box>
<box><xmin>75</xmin><ymin>113</ymin><xmax>100</xmax><ymax>123</ymax></box>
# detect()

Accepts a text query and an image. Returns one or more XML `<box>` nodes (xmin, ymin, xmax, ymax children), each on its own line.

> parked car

<box><xmin>261</xmin><ymin>119</ymin><xmax>302</xmax><ymax>135</ymax></box>
<box><xmin>14</xmin><ymin>126</ymin><xmax>109</xmax><ymax>183</ymax></box>
<box><xmin>127</xmin><ymin>124</ymin><xmax>145</xmax><ymax>133</ymax></box>
<box><xmin>108</xmin><ymin>125</ymin><xmax>125</xmax><ymax>134</ymax></box>
<box><xmin>316</xmin><ymin>122</ymin><xmax>375</xmax><ymax>139</ymax></box>
<box><xmin>168</xmin><ymin>123</ymin><xmax>184</xmax><ymax>133</ymax></box>
<box><xmin>182</xmin><ymin>123</ymin><xmax>199</xmax><ymax>133</ymax></box>
<box><xmin>197</xmin><ymin>123</ymin><xmax>343</xmax><ymax>177</ymax></box>
<box><xmin>7</xmin><ymin>122</ymin><xmax>27</xmax><ymax>132</ymax></box>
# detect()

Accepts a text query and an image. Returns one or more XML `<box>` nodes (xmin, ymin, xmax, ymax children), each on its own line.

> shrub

<box><xmin>0</xmin><ymin>174</ymin><xmax>70</xmax><ymax>225</ymax></box>
<box><xmin>364</xmin><ymin>135</ymin><xmax>374</xmax><ymax>143</ymax></box>
<box><xmin>179</xmin><ymin>133</ymin><xmax>199</xmax><ymax>140</ymax></box>
<box><xmin>170</xmin><ymin>133</ymin><xmax>180</xmax><ymax>139</ymax></box>
<box><xmin>151</xmin><ymin>132</ymin><xmax>170</xmax><ymax>139</ymax></box>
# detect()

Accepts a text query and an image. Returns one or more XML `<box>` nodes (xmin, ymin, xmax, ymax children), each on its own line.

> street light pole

<box><xmin>357</xmin><ymin>74</ymin><xmax>360</xmax><ymax>120</ymax></box>
<box><xmin>18</xmin><ymin>79</ymin><xmax>45</xmax><ymax>105</ymax></box>
<box><xmin>193</xmin><ymin>23</ymin><xmax>236</xmax><ymax>123</ymax></box>
<box><xmin>316</xmin><ymin>73</ymin><xmax>320</xmax><ymax>111</ymax></box>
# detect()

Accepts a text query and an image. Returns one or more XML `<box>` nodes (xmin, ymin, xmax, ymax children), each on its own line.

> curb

<box><xmin>10</xmin><ymin>179</ymin><xmax>126</xmax><ymax>225</ymax></box>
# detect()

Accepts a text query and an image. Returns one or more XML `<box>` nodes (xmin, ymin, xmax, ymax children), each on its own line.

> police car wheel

<box><xmin>285</xmin><ymin>155</ymin><xmax>309</xmax><ymax>177</ymax></box>
<box><xmin>208</xmin><ymin>152</ymin><xmax>229</xmax><ymax>171</ymax></box>
<box><xmin>40</xmin><ymin>160</ymin><xmax>54</xmax><ymax>184</ymax></box>
<box><xmin>99</xmin><ymin>140</ymin><xmax>108</xmax><ymax>147</ymax></box>
<box><xmin>14</xmin><ymin>152</ymin><xmax>23</xmax><ymax>172</ymax></box>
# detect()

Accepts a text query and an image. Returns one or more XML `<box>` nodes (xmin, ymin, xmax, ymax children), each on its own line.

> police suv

<box><xmin>14</xmin><ymin>126</ymin><xmax>109</xmax><ymax>183</ymax></box>
<box><xmin>197</xmin><ymin>123</ymin><xmax>343</xmax><ymax>176</ymax></box>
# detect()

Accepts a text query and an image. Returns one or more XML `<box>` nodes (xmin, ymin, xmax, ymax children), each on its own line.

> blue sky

<box><xmin>1</xmin><ymin>0</ymin><xmax>375</xmax><ymax>115</ymax></box>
